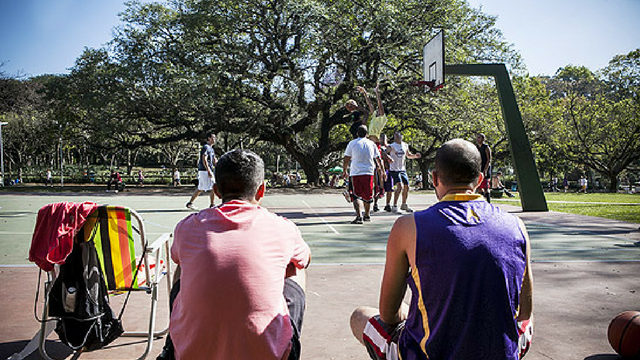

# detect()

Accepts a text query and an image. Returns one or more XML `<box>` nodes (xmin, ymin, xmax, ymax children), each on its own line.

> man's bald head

<box><xmin>435</xmin><ymin>139</ymin><xmax>482</xmax><ymax>187</ymax></box>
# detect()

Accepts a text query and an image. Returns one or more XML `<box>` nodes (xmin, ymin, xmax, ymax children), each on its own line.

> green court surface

<box><xmin>1</xmin><ymin>192</ymin><xmax>639</xmax><ymax>266</ymax></box>
<box><xmin>1</xmin><ymin>191</ymin><xmax>639</xmax><ymax>360</ymax></box>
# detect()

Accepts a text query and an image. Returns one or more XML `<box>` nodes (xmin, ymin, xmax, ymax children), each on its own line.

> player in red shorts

<box><xmin>343</xmin><ymin>125</ymin><xmax>385</xmax><ymax>224</ymax></box>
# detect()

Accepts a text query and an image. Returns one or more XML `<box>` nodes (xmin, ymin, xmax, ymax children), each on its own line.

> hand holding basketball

<box><xmin>608</xmin><ymin>310</ymin><xmax>640</xmax><ymax>358</ymax></box>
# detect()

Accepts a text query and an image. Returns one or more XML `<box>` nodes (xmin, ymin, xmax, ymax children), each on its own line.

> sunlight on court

<box><xmin>1</xmin><ymin>193</ymin><xmax>639</xmax><ymax>266</ymax></box>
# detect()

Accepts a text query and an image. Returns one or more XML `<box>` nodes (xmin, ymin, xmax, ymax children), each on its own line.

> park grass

<box><xmin>493</xmin><ymin>192</ymin><xmax>640</xmax><ymax>223</ymax></box>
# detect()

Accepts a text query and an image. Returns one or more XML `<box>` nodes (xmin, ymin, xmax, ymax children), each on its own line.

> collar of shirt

<box><xmin>439</xmin><ymin>193</ymin><xmax>485</xmax><ymax>202</ymax></box>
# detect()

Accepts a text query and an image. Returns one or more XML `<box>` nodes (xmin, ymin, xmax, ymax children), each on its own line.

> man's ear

<box><xmin>213</xmin><ymin>183</ymin><xmax>222</xmax><ymax>200</ymax></box>
<box><xmin>255</xmin><ymin>182</ymin><xmax>266</xmax><ymax>202</ymax></box>
<box><xmin>472</xmin><ymin>172</ymin><xmax>484</xmax><ymax>191</ymax></box>
<box><xmin>432</xmin><ymin>170</ymin><xmax>439</xmax><ymax>187</ymax></box>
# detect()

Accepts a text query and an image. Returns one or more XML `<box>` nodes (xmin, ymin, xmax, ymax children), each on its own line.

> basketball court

<box><xmin>0</xmin><ymin>191</ymin><xmax>639</xmax><ymax>359</ymax></box>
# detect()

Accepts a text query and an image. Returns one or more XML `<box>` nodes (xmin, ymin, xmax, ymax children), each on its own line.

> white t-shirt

<box><xmin>387</xmin><ymin>142</ymin><xmax>409</xmax><ymax>172</ymax></box>
<box><xmin>344</xmin><ymin>137</ymin><xmax>380</xmax><ymax>176</ymax></box>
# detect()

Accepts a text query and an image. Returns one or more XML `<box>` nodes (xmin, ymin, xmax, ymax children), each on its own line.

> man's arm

<box><xmin>516</xmin><ymin>218</ymin><xmax>533</xmax><ymax>322</ymax></box>
<box><xmin>357</xmin><ymin>86</ymin><xmax>375</xmax><ymax>115</ymax></box>
<box><xmin>484</xmin><ymin>146</ymin><xmax>492</xmax><ymax>174</ymax></box>
<box><xmin>379</xmin><ymin>215</ymin><xmax>413</xmax><ymax>325</ymax></box>
<box><xmin>406</xmin><ymin>145</ymin><xmax>422</xmax><ymax>160</ymax></box>
<box><xmin>342</xmin><ymin>156</ymin><xmax>351</xmax><ymax>179</ymax></box>
<box><xmin>374</xmin><ymin>83</ymin><xmax>385</xmax><ymax>117</ymax></box>
<box><xmin>375</xmin><ymin>156</ymin><xmax>386</xmax><ymax>182</ymax></box>
<box><xmin>356</xmin><ymin>105</ymin><xmax>370</xmax><ymax>125</ymax></box>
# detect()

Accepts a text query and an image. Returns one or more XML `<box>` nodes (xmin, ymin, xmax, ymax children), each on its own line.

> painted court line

<box><xmin>302</xmin><ymin>200</ymin><xmax>340</xmax><ymax>235</ymax></box>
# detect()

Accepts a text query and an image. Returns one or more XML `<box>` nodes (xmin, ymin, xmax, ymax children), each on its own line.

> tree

<box><xmin>60</xmin><ymin>0</ymin><xmax>522</xmax><ymax>184</ymax></box>
<box><xmin>548</xmin><ymin>56</ymin><xmax>640</xmax><ymax>192</ymax></box>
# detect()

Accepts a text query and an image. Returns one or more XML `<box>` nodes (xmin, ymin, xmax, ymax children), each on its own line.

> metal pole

<box><xmin>59</xmin><ymin>138</ymin><xmax>64</xmax><ymax>187</ymax></box>
<box><xmin>0</xmin><ymin>122</ymin><xmax>7</xmax><ymax>187</ymax></box>
<box><xmin>445</xmin><ymin>64</ymin><xmax>548</xmax><ymax>211</ymax></box>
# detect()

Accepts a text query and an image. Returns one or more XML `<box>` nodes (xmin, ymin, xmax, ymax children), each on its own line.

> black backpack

<box><xmin>46</xmin><ymin>238</ymin><xmax>124</xmax><ymax>351</ymax></box>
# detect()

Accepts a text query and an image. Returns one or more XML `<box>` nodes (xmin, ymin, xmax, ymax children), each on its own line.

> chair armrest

<box><xmin>146</xmin><ymin>233</ymin><xmax>172</xmax><ymax>254</ymax></box>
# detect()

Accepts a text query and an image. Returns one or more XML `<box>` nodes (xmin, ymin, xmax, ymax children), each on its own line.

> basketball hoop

<box><xmin>410</xmin><ymin>80</ymin><xmax>436</xmax><ymax>92</ymax></box>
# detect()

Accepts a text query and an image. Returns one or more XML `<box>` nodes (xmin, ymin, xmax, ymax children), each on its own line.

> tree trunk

<box><xmin>417</xmin><ymin>159</ymin><xmax>431</xmax><ymax>190</ymax></box>
<box><xmin>297</xmin><ymin>155</ymin><xmax>320</xmax><ymax>186</ymax></box>
<box><xmin>608</xmin><ymin>173</ymin><xmax>619</xmax><ymax>193</ymax></box>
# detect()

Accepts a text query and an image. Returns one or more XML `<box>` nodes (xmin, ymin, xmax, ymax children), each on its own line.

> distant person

<box><xmin>373</xmin><ymin>133</ymin><xmax>393</xmax><ymax>212</ymax></box>
<box><xmin>492</xmin><ymin>171</ymin><xmax>515</xmax><ymax>197</ymax></box>
<box><xmin>550</xmin><ymin>176</ymin><xmax>559</xmax><ymax>192</ymax></box>
<box><xmin>137</xmin><ymin>170</ymin><xmax>145</xmax><ymax>187</ymax></box>
<box><xmin>344</xmin><ymin>89</ymin><xmax>371</xmax><ymax>139</ymax></box>
<box><xmin>165</xmin><ymin>149</ymin><xmax>311</xmax><ymax>360</ymax></box>
<box><xmin>386</xmin><ymin>131</ymin><xmax>421</xmax><ymax>213</ymax></box>
<box><xmin>107</xmin><ymin>170</ymin><xmax>123</xmax><ymax>191</ymax></box>
<box><xmin>343</xmin><ymin>125</ymin><xmax>384</xmax><ymax>224</ymax></box>
<box><xmin>357</xmin><ymin>83</ymin><xmax>388</xmax><ymax>143</ymax></box>
<box><xmin>358</xmin><ymin>84</ymin><xmax>390</xmax><ymax>212</ymax></box>
<box><xmin>46</xmin><ymin>169</ymin><xmax>53</xmax><ymax>187</ymax></box>
<box><xmin>413</xmin><ymin>173</ymin><xmax>423</xmax><ymax>190</ymax></box>
<box><xmin>350</xmin><ymin>139</ymin><xmax>534</xmax><ymax>360</ymax></box>
<box><xmin>578</xmin><ymin>175</ymin><xmax>588</xmax><ymax>193</ymax></box>
<box><xmin>563</xmin><ymin>176</ymin><xmax>569</xmax><ymax>193</ymax></box>
<box><xmin>173</xmin><ymin>168</ymin><xmax>181</xmax><ymax>187</ymax></box>
<box><xmin>186</xmin><ymin>133</ymin><xmax>218</xmax><ymax>210</ymax></box>
<box><xmin>476</xmin><ymin>133</ymin><xmax>492</xmax><ymax>202</ymax></box>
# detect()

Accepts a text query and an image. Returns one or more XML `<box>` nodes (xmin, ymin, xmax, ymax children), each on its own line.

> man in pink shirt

<box><xmin>165</xmin><ymin>149</ymin><xmax>311</xmax><ymax>360</ymax></box>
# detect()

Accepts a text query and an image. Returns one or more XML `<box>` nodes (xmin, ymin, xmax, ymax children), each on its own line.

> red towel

<box><xmin>29</xmin><ymin>202</ymin><xmax>99</xmax><ymax>271</ymax></box>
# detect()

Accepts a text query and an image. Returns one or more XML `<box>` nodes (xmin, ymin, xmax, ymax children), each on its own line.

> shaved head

<box><xmin>435</xmin><ymin>139</ymin><xmax>482</xmax><ymax>187</ymax></box>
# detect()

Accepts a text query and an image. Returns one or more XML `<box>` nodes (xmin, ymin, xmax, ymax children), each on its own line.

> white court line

<box><xmin>143</xmin><ymin>219</ymin><xmax>176</xmax><ymax>230</ymax></box>
<box><xmin>532</xmin><ymin>259</ymin><xmax>640</xmax><ymax>263</ymax></box>
<box><xmin>0</xmin><ymin>264</ymin><xmax>38</xmax><ymax>268</ymax></box>
<box><xmin>302</xmin><ymin>200</ymin><xmax>340</xmax><ymax>235</ymax></box>
<box><xmin>312</xmin><ymin>262</ymin><xmax>385</xmax><ymax>266</ymax></box>
<box><xmin>0</xmin><ymin>213</ymin><xmax>28</xmax><ymax>217</ymax></box>
<box><xmin>532</xmin><ymin>248</ymin><xmax>640</xmax><ymax>251</ymax></box>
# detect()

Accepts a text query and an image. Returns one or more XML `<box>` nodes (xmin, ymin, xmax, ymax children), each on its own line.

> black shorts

<box><xmin>284</xmin><ymin>278</ymin><xmax>306</xmax><ymax>360</ymax></box>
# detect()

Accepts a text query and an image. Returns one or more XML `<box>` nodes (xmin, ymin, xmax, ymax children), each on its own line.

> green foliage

<box><xmin>1</xmin><ymin>3</ymin><xmax>637</xmax><ymax>190</ymax></box>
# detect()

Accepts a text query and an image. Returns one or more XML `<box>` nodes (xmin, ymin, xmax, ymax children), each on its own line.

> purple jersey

<box><xmin>399</xmin><ymin>195</ymin><xmax>527</xmax><ymax>360</ymax></box>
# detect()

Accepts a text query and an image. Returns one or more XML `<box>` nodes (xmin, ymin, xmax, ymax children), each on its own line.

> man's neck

<box><xmin>437</xmin><ymin>187</ymin><xmax>476</xmax><ymax>199</ymax></box>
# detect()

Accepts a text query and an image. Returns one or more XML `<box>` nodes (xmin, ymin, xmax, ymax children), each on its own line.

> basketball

<box><xmin>607</xmin><ymin>311</ymin><xmax>640</xmax><ymax>358</ymax></box>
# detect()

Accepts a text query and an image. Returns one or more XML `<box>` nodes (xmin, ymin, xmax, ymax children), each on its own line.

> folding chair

<box><xmin>10</xmin><ymin>205</ymin><xmax>173</xmax><ymax>360</ymax></box>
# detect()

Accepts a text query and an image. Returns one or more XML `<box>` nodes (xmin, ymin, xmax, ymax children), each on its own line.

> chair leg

<box><xmin>7</xmin><ymin>321</ymin><xmax>56</xmax><ymax>360</ymax></box>
<box><xmin>38</xmin><ymin>284</ymin><xmax>62</xmax><ymax>360</ymax></box>
<box><xmin>136</xmin><ymin>283</ymin><xmax>158</xmax><ymax>360</ymax></box>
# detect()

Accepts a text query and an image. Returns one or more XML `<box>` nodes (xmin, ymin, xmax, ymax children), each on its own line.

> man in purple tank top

<box><xmin>350</xmin><ymin>139</ymin><xmax>534</xmax><ymax>360</ymax></box>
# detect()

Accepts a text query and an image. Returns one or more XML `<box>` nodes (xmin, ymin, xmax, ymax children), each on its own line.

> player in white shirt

<box><xmin>343</xmin><ymin>125</ymin><xmax>385</xmax><ymax>224</ymax></box>
<box><xmin>386</xmin><ymin>131</ymin><xmax>421</xmax><ymax>213</ymax></box>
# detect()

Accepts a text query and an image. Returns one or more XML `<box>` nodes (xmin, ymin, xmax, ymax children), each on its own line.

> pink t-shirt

<box><xmin>170</xmin><ymin>200</ymin><xmax>311</xmax><ymax>360</ymax></box>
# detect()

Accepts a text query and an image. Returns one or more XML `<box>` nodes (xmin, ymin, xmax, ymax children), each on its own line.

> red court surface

<box><xmin>1</xmin><ymin>191</ymin><xmax>639</xmax><ymax>359</ymax></box>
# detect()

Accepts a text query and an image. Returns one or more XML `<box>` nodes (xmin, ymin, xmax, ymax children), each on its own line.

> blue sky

<box><xmin>1</xmin><ymin>0</ymin><xmax>639</xmax><ymax>78</ymax></box>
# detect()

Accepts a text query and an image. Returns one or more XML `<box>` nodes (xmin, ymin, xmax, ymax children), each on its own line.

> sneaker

<box><xmin>392</xmin><ymin>205</ymin><xmax>400</xmax><ymax>214</ymax></box>
<box><xmin>363</xmin><ymin>215</ymin><xmax>371</xmax><ymax>222</ymax></box>
<box><xmin>351</xmin><ymin>216</ymin><xmax>363</xmax><ymax>224</ymax></box>
<box><xmin>373</xmin><ymin>204</ymin><xmax>380</xmax><ymax>212</ymax></box>
<box><xmin>342</xmin><ymin>190</ymin><xmax>352</xmax><ymax>203</ymax></box>
<box><xmin>384</xmin><ymin>204</ymin><xmax>392</xmax><ymax>212</ymax></box>
<box><xmin>400</xmin><ymin>204</ymin><xmax>414</xmax><ymax>213</ymax></box>
<box><xmin>186</xmin><ymin>202</ymin><xmax>197</xmax><ymax>210</ymax></box>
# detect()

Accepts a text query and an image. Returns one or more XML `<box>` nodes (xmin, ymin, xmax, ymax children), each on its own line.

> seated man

<box><xmin>169</xmin><ymin>149</ymin><xmax>311</xmax><ymax>360</ymax></box>
<box><xmin>350</xmin><ymin>139</ymin><xmax>533</xmax><ymax>360</ymax></box>
<box><xmin>491</xmin><ymin>171</ymin><xmax>515</xmax><ymax>197</ymax></box>
<box><xmin>106</xmin><ymin>170</ymin><xmax>122</xmax><ymax>191</ymax></box>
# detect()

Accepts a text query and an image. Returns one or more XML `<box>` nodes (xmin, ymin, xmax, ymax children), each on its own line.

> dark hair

<box><xmin>357</xmin><ymin>125</ymin><xmax>368</xmax><ymax>138</ymax></box>
<box><xmin>214</xmin><ymin>149</ymin><xmax>264</xmax><ymax>201</ymax></box>
<box><xmin>435</xmin><ymin>139</ymin><xmax>482</xmax><ymax>186</ymax></box>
